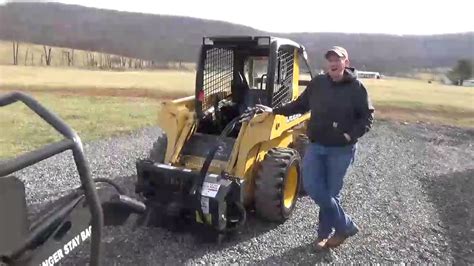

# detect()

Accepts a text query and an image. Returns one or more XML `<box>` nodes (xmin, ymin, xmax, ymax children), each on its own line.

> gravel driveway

<box><xmin>8</xmin><ymin>120</ymin><xmax>474</xmax><ymax>265</ymax></box>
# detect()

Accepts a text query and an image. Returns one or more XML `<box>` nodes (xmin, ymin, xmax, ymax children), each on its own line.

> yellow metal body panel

<box><xmin>292</xmin><ymin>49</ymin><xmax>300</xmax><ymax>100</ymax></box>
<box><xmin>234</xmin><ymin>113</ymin><xmax>308</xmax><ymax>204</ymax></box>
<box><xmin>157</xmin><ymin>95</ymin><xmax>196</xmax><ymax>164</ymax></box>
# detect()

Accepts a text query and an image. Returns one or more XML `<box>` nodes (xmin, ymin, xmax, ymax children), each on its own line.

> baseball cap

<box><xmin>325</xmin><ymin>46</ymin><xmax>349</xmax><ymax>59</ymax></box>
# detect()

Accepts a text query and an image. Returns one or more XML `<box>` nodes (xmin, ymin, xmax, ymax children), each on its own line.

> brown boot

<box><xmin>325</xmin><ymin>234</ymin><xmax>347</xmax><ymax>248</ymax></box>
<box><xmin>314</xmin><ymin>237</ymin><xmax>329</xmax><ymax>251</ymax></box>
<box><xmin>327</xmin><ymin>226</ymin><xmax>359</xmax><ymax>248</ymax></box>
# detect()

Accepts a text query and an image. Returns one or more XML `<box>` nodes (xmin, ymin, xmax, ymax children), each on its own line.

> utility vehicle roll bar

<box><xmin>0</xmin><ymin>92</ymin><xmax>103</xmax><ymax>266</ymax></box>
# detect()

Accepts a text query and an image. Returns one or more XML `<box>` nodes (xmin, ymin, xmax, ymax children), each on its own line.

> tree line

<box><xmin>9</xmin><ymin>40</ymin><xmax>192</xmax><ymax>70</ymax></box>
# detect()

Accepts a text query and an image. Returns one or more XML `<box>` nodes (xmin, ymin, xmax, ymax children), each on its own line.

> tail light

<box><xmin>198</xmin><ymin>90</ymin><xmax>204</xmax><ymax>102</ymax></box>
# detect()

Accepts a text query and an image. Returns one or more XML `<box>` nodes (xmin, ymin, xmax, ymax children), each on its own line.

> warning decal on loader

<box><xmin>286</xmin><ymin>113</ymin><xmax>302</xmax><ymax>123</ymax></box>
<box><xmin>201</xmin><ymin>182</ymin><xmax>220</xmax><ymax>198</ymax></box>
<box><xmin>40</xmin><ymin>225</ymin><xmax>92</xmax><ymax>266</ymax></box>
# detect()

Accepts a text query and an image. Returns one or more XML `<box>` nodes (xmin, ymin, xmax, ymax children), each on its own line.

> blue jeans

<box><xmin>302</xmin><ymin>142</ymin><xmax>358</xmax><ymax>239</ymax></box>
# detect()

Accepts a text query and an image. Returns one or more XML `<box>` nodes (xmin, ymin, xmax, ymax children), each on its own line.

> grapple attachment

<box><xmin>135</xmin><ymin>160</ymin><xmax>245</xmax><ymax>237</ymax></box>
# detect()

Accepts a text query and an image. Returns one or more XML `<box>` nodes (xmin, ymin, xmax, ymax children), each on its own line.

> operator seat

<box><xmin>231</xmin><ymin>72</ymin><xmax>269</xmax><ymax>113</ymax></box>
<box><xmin>231</xmin><ymin>72</ymin><xmax>250</xmax><ymax>113</ymax></box>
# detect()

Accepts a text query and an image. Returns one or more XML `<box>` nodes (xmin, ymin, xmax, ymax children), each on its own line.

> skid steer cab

<box><xmin>136</xmin><ymin>36</ymin><xmax>314</xmax><ymax>241</ymax></box>
<box><xmin>0</xmin><ymin>92</ymin><xmax>146</xmax><ymax>266</ymax></box>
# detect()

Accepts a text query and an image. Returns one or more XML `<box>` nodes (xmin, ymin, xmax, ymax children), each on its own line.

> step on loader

<box><xmin>135</xmin><ymin>36</ymin><xmax>313</xmax><ymax>241</ymax></box>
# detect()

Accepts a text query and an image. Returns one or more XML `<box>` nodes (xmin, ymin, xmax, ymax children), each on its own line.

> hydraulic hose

<box><xmin>93</xmin><ymin>178</ymin><xmax>126</xmax><ymax>195</ymax></box>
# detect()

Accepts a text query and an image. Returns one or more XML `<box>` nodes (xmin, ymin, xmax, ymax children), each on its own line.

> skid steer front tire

<box><xmin>148</xmin><ymin>134</ymin><xmax>167</xmax><ymax>163</ymax></box>
<box><xmin>255</xmin><ymin>147</ymin><xmax>301</xmax><ymax>223</ymax></box>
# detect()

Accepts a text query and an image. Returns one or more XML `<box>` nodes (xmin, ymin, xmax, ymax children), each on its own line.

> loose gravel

<box><xmin>6</xmin><ymin>120</ymin><xmax>474</xmax><ymax>265</ymax></box>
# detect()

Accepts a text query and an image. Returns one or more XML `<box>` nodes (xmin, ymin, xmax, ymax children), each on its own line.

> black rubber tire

<box><xmin>291</xmin><ymin>134</ymin><xmax>309</xmax><ymax>195</ymax></box>
<box><xmin>148</xmin><ymin>135</ymin><xmax>167</xmax><ymax>163</ymax></box>
<box><xmin>255</xmin><ymin>147</ymin><xmax>301</xmax><ymax>223</ymax></box>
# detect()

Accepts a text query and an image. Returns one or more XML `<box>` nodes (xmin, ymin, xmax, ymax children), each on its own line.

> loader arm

<box><xmin>157</xmin><ymin>96</ymin><xmax>197</xmax><ymax>164</ymax></box>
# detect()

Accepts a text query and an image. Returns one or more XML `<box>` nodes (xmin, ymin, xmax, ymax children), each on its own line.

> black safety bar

<box><xmin>0</xmin><ymin>92</ymin><xmax>103</xmax><ymax>266</ymax></box>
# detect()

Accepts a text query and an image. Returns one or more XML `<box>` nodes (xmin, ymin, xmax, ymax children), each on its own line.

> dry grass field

<box><xmin>0</xmin><ymin>65</ymin><xmax>195</xmax><ymax>158</ymax></box>
<box><xmin>1</xmin><ymin>64</ymin><xmax>472</xmax><ymax>158</ymax></box>
<box><xmin>363</xmin><ymin>78</ymin><xmax>474</xmax><ymax>127</ymax></box>
<box><xmin>0</xmin><ymin>65</ymin><xmax>195</xmax><ymax>98</ymax></box>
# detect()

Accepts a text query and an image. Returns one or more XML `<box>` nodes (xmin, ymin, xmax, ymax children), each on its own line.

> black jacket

<box><xmin>273</xmin><ymin>68</ymin><xmax>375</xmax><ymax>146</ymax></box>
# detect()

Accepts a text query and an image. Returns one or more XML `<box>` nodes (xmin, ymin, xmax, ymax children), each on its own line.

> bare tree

<box><xmin>62</xmin><ymin>50</ymin><xmax>75</xmax><ymax>66</ymax></box>
<box><xmin>105</xmin><ymin>54</ymin><xmax>112</xmax><ymax>69</ymax></box>
<box><xmin>120</xmin><ymin>56</ymin><xmax>126</xmax><ymax>67</ymax></box>
<box><xmin>12</xmin><ymin>41</ymin><xmax>16</xmax><ymax>65</ymax></box>
<box><xmin>12</xmin><ymin>41</ymin><xmax>20</xmax><ymax>65</ymax></box>
<box><xmin>70</xmin><ymin>49</ymin><xmax>74</xmax><ymax>66</ymax></box>
<box><xmin>135</xmin><ymin>59</ymin><xmax>143</xmax><ymax>69</ymax></box>
<box><xmin>24</xmin><ymin>48</ymin><xmax>29</xmax><ymax>65</ymax></box>
<box><xmin>61</xmin><ymin>51</ymin><xmax>67</xmax><ymax>65</ymax></box>
<box><xmin>86</xmin><ymin>53</ymin><xmax>97</xmax><ymax>67</ymax></box>
<box><xmin>99</xmin><ymin>54</ymin><xmax>103</xmax><ymax>68</ymax></box>
<box><xmin>43</xmin><ymin>46</ymin><xmax>52</xmax><ymax>66</ymax></box>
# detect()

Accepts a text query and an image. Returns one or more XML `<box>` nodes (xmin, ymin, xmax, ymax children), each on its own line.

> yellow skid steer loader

<box><xmin>135</xmin><ymin>36</ymin><xmax>314</xmax><ymax>240</ymax></box>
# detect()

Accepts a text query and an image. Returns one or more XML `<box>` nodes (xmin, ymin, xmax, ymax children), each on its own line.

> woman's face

<box><xmin>326</xmin><ymin>53</ymin><xmax>349</xmax><ymax>81</ymax></box>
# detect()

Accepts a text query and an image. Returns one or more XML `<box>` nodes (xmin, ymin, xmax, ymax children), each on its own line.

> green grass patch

<box><xmin>0</xmin><ymin>93</ymin><xmax>158</xmax><ymax>159</ymax></box>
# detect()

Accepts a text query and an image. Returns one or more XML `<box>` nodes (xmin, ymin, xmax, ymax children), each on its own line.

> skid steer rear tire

<box><xmin>255</xmin><ymin>147</ymin><xmax>301</xmax><ymax>223</ymax></box>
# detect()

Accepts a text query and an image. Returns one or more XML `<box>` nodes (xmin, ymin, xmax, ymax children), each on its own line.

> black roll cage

<box><xmin>195</xmin><ymin>36</ymin><xmax>313</xmax><ymax>119</ymax></box>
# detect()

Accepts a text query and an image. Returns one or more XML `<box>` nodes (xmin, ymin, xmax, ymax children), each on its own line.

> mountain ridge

<box><xmin>1</xmin><ymin>2</ymin><xmax>472</xmax><ymax>72</ymax></box>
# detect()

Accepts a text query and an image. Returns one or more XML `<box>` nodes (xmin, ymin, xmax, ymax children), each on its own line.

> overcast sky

<box><xmin>3</xmin><ymin>0</ymin><xmax>474</xmax><ymax>35</ymax></box>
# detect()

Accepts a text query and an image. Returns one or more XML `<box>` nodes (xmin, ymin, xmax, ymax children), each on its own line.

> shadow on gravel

<box><xmin>99</xmin><ymin>175</ymin><xmax>281</xmax><ymax>260</ymax></box>
<box><xmin>422</xmin><ymin>169</ymin><xmax>474</xmax><ymax>265</ymax></box>
<box><xmin>256</xmin><ymin>243</ymin><xmax>333</xmax><ymax>265</ymax></box>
